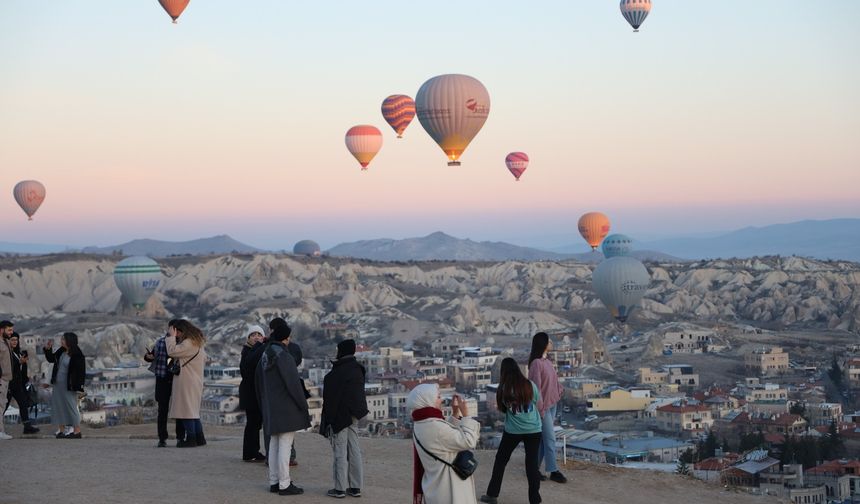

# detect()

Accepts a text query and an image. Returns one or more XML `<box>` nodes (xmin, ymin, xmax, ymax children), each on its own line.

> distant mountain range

<box><xmin>80</xmin><ymin>235</ymin><xmax>262</xmax><ymax>257</ymax></box>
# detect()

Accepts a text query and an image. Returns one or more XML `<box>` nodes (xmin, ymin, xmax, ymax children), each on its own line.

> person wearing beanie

<box><xmin>256</xmin><ymin>323</ymin><xmax>310</xmax><ymax>495</ymax></box>
<box><xmin>240</xmin><ymin>324</ymin><xmax>267</xmax><ymax>461</ymax></box>
<box><xmin>268</xmin><ymin>317</ymin><xmax>306</xmax><ymax>466</ymax></box>
<box><xmin>320</xmin><ymin>339</ymin><xmax>369</xmax><ymax>498</ymax></box>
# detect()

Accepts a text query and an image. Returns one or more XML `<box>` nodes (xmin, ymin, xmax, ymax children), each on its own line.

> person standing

<box><xmin>44</xmin><ymin>332</ymin><xmax>86</xmax><ymax>439</ymax></box>
<box><xmin>320</xmin><ymin>339</ymin><xmax>368</xmax><ymax>498</ymax></box>
<box><xmin>0</xmin><ymin>320</ymin><xmax>15</xmax><ymax>440</ymax></box>
<box><xmin>166</xmin><ymin>319</ymin><xmax>206</xmax><ymax>448</ymax></box>
<box><xmin>409</xmin><ymin>383</ymin><xmax>480</xmax><ymax>504</ymax></box>
<box><xmin>269</xmin><ymin>317</ymin><xmax>304</xmax><ymax>466</ymax></box>
<box><xmin>6</xmin><ymin>333</ymin><xmax>40</xmax><ymax>434</ymax></box>
<box><xmin>528</xmin><ymin>332</ymin><xmax>567</xmax><ymax>484</ymax></box>
<box><xmin>144</xmin><ymin>319</ymin><xmax>183</xmax><ymax>447</ymax></box>
<box><xmin>480</xmin><ymin>358</ymin><xmax>543</xmax><ymax>504</ymax></box>
<box><xmin>256</xmin><ymin>323</ymin><xmax>309</xmax><ymax>495</ymax></box>
<box><xmin>240</xmin><ymin>324</ymin><xmax>267</xmax><ymax>462</ymax></box>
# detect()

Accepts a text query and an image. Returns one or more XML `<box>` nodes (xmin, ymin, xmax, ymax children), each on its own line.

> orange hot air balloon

<box><xmin>381</xmin><ymin>95</ymin><xmax>416</xmax><ymax>138</ymax></box>
<box><xmin>578</xmin><ymin>212</ymin><xmax>611</xmax><ymax>250</ymax></box>
<box><xmin>345</xmin><ymin>125</ymin><xmax>383</xmax><ymax>170</ymax></box>
<box><xmin>158</xmin><ymin>0</ymin><xmax>190</xmax><ymax>24</ymax></box>
<box><xmin>13</xmin><ymin>180</ymin><xmax>46</xmax><ymax>221</ymax></box>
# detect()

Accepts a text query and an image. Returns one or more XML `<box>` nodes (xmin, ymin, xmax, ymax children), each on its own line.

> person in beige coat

<box><xmin>166</xmin><ymin>319</ymin><xmax>206</xmax><ymax>448</ymax></box>
<box><xmin>409</xmin><ymin>383</ymin><xmax>480</xmax><ymax>504</ymax></box>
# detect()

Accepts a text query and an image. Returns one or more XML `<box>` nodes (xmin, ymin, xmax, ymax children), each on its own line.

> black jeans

<box><xmin>242</xmin><ymin>399</ymin><xmax>263</xmax><ymax>459</ymax></box>
<box><xmin>486</xmin><ymin>431</ymin><xmax>542</xmax><ymax>504</ymax></box>
<box><xmin>6</xmin><ymin>379</ymin><xmax>31</xmax><ymax>425</ymax></box>
<box><xmin>155</xmin><ymin>376</ymin><xmax>173</xmax><ymax>442</ymax></box>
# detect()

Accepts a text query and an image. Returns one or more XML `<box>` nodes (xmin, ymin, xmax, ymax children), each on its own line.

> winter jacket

<box><xmin>320</xmin><ymin>355</ymin><xmax>369</xmax><ymax>436</ymax></box>
<box><xmin>255</xmin><ymin>341</ymin><xmax>310</xmax><ymax>436</ymax></box>
<box><xmin>166</xmin><ymin>336</ymin><xmax>206</xmax><ymax>419</ymax></box>
<box><xmin>528</xmin><ymin>357</ymin><xmax>564</xmax><ymax>416</ymax></box>
<box><xmin>239</xmin><ymin>341</ymin><xmax>265</xmax><ymax>411</ymax></box>
<box><xmin>44</xmin><ymin>346</ymin><xmax>86</xmax><ymax>392</ymax></box>
<box><xmin>287</xmin><ymin>341</ymin><xmax>303</xmax><ymax>367</ymax></box>
<box><xmin>0</xmin><ymin>337</ymin><xmax>12</xmax><ymax>382</ymax></box>
<box><xmin>10</xmin><ymin>348</ymin><xmax>28</xmax><ymax>384</ymax></box>
<box><xmin>413</xmin><ymin>416</ymin><xmax>481</xmax><ymax>504</ymax></box>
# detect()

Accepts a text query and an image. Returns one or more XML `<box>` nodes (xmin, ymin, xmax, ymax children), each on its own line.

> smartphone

<box><xmin>22</xmin><ymin>350</ymin><xmax>28</xmax><ymax>357</ymax></box>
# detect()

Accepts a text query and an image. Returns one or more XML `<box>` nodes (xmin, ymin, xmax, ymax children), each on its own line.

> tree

<box><xmin>829</xmin><ymin>359</ymin><xmax>844</xmax><ymax>388</ymax></box>
<box><xmin>820</xmin><ymin>421</ymin><xmax>845</xmax><ymax>460</ymax></box>
<box><xmin>789</xmin><ymin>402</ymin><xmax>807</xmax><ymax>418</ymax></box>
<box><xmin>739</xmin><ymin>431</ymin><xmax>766</xmax><ymax>452</ymax></box>
<box><xmin>680</xmin><ymin>448</ymin><xmax>695</xmax><ymax>464</ymax></box>
<box><xmin>703</xmin><ymin>431</ymin><xmax>718</xmax><ymax>459</ymax></box>
<box><xmin>721</xmin><ymin>437</ymin><xmax>732</xmax><ymax>453</ymax></box>
<box><xmin>676</xmin><ymin>458</ymin><xmax>692</xmax><ymax>476</ymax></box>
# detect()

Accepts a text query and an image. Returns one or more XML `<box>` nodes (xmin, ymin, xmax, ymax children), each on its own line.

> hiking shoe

<box><xmin>279</xmin><ymin>484</ymin><xmax>304</xmax><ymax>496</ymax></box>
<box><xmin>270</xmin><ymin>484</ymin><xmax>279</xmax><ymax>493</ymax></box>
<box><xmin>23</xmin><ymin>425</ymin><xmax>40</xmax><ymax>434</ymax></box>
<box><xmin>177</xmin><ymin>438</ymin><xmax>198</xmax><ymax>448</ymax></box>
<box><xmin>157</xmin><ymin>440</ymin><xmax>167</xmax><ymax>448</ymax></box>
<box><xmin>480</xmin><ymin>496</ymin><xmax>498</xmax><ymax>504</ymax></box>
<box><xmin>55</xmin><ymin>431</ymin><xmax>65</xmax><ymax>439</ymax></box>
<box><xmin>65</xmin><ymin>432</ymin><xmax>82</xmax><ymax>439</ymax></box>
<box><xmin>0</xmin><ymin>432</ymin><xmax>12</xmax><ymax>440</ymax></box>
<box><xmin>346</xmin><ymin>488</ymin><xmax>361</xmax><ymax>497</ymax></box>
<box><xmin>327</xmin><ymin>489</ymin><xmax>346</xmax><ymax>498</ymax></box>
<box><xmin>550</xmin><ymin>471</ymin><xmax>568</xmax><ymax>483</ymax></box>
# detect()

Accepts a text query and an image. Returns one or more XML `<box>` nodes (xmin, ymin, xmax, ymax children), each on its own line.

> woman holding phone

<box><xmin>44</xmin><ymin>332</ymin><xmax>86</xmax><ymax>439</ymax></box>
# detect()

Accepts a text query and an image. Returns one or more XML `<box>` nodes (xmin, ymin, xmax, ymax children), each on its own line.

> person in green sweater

<box><xmin>480</xmin><ymin>358</ymin><xmax>543</xmax><ymax>504</ymax></box>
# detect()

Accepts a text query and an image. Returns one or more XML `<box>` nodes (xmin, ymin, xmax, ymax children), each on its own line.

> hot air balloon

<box><xmin>620</xmin><ymin>0</ymin><xmax>651</xmax><ymax>32</ymax></box>
<box><xmin>158</xmin><ymin>0</ymin><xmax>190</xmax><ymax>24</ymax></box>
<box><xmin>578</xmin><ymin>212</ymin><xmax>611</xmax><ymax>250</ymax></box>
<box><xmin>13</xmin><ymin>180</ymin><xmax>46</xmax><ymax>221</ymax></box>
<box><xmin>381</xmin><ymin>95</ymin><xmax>416</xmax><ymax>138</ymax></box>
<box><xmin>505</xmin><ymin>152</ymin><xmax>529</xmax><ymax>181</ymax></box>
<box><xmin>345</xmin><ymin>125</ymin><xmax>383</xmax><ymax>170</ymax></box>
<box><xmin>293</xmin><ymin>240</ymin><xmax>321</xmax><ymax>257</ymax></box>
<box><xmin>592</xmin><ymin>256</ymin><xmax>650</xmax><ymax>323</ymax></box>
<box><xmin>415</xmin><ymin>74</ymin><xmax>490</xmax><ymax>166</ymax></box>
<box><xmin>602</xmin><ymin>234</ymin><xmax>634</xmax><ymax>258</ymax></box>
<box><xmin>113</xmin><ymin>256</ymin><xmax>163</xmax><ymax>309</ymax></box>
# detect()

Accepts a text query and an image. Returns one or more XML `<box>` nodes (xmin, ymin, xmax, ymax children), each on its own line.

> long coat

<box><xmin>44</xmin><ymin>346</ymin><xmax>86</xmax><ymax>392</ymax></box>
<box><xmin>166</xmin><ymin>336</ymin><xmax>205</xmax><ymax>419</ymax></box>
<box><xmin>413</xmin><ymin>416</ymin><xmax>481</xmax><ymax>504</ymax></box>
<box><xmin>255</xmin><ymin>341</ymin><xmax>310</xmax><ymax>436</ymax></box>
<box><xmin>320</xmin><ymin>355</ymin><xmax>368</xmax><ymax>436</ymax></box>
<box><xmin>239</xmin><ymin>342</ymin><xmax>265</xmax><ymax>411</ymax></box>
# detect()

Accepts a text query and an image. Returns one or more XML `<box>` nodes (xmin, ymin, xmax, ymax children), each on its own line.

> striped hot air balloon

<box><xmin>602</xmin><ymin>234</ymin><xmax>634</xmax><ymax>258</ymax></box>
<box><xmin>578</xmin><ymin>212</ymin><xmax>611</xmax><ymax>250</ymax></box>
<box><xmin>592</xmin><ymin>256</ymin><xmax>650</xmax><ymax>323</ymax></box>
<box><xmin>158</xmin><ymin>0</ymin><xmax>190</xmax><ymax>24</ymax></box>
<box><xmin>13</xmin><ymin>180</ymin><xmax>46</xmax><ymax>221</ymax></box>
<box><xmin>345</xmin><ymin>125</ymin><xmax>383</xmax><ymax>170</ymax></box>
<box><xmin>114</xmin><ymin>256</ymin><xmax>163</xmax><ymax>310</ymax></box>
<box><xmin>415</xmin><ymin>74</ymin><xmax>490</xmax><ymax>166</ymax></box>
<box><xmin>381</xmin><ymin>95</ymin><xmax>416</xmax><ymax>138</ymax></box>
<box><xmin>505</xmin><ymin>152</ymin><xmax>529</xmax><ymax>181</ymax></box>
<box><xmin>620</xmin><ymin>0</ymin><xmax>651</xmax><ymax>32</ymax></box>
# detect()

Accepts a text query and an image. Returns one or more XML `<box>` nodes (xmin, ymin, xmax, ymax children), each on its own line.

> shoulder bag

<box><xmin>414</xmin><ymin>430</ymin><xmax>478</xmax><ymax>480</ymax></box>
<box><xmin>168</xmin><ymin>349</ymin><xmax>200</xmax><ymax>376</ymax></box>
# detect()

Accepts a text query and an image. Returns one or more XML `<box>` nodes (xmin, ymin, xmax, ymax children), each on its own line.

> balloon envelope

<box><xmin>578</xmin><ymin>212</ymin><xmax>611</xmax><ymax>250</ymax></box>
<box><xmin>381</xmin><ymin>95</ymin><xmax>416</xmax><ymax>138</ymax></box>
<box><xmin>293</xmin><ymin>240</ymin><xmax>321</xmax><ymax>257</ymax></box>
<box><xmin>415</xmin><ymin>74</ymin><xmax>490</xmax><ymax>166</ymax></box>
<box><xmin>345</xmin><ymin>125</ymin><xmax>383</xmax><ymax>170</ymax></box>
<box><xmin>505</xmin><ymin>152</ymin><xmax>529</xmax><ymax>181</ymax></box>
<box><xmin>620</xmin><ymin>0</ymin><xmax>651</xmax><ymax>31</ymax></box>
<box><xmin>592</xmin><ymin>256</ymin><xmax>650</xmax><ymax>323</ymax></box>
<box><xmin>158</xmin><ymin>0</ymin><xmax>190</xmax><ymax>23</ymax></box>
<box><xmin>114</xmin><ymin>256</ymin><xmax>163</xmax><ymax>309</ymax></box>
<box><xmin>602</xmin><ymin>234</ymin><xmax>634</xmax><ymax>258</ymax></box>
<box><xmin>13</xmin><ymin>180</ymin><xmax>46</xmax><ymax>220</ymax></box>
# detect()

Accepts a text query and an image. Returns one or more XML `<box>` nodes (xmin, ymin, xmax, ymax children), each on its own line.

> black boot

<box><xmin>23</xmin><ymin>424</ymin><xmax>40</xmax><ymax>434</ymax></box>
<box><xmin>196</xmin><ymin>431</ymin><xmax>206</xmax><ymax>446</ymax></box>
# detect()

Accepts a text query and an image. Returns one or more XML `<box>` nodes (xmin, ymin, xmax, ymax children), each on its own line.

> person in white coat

<box><xmin>408</xmin><ymin>383</ymin><xmax>480</xmax><ymax>504</ymax></box>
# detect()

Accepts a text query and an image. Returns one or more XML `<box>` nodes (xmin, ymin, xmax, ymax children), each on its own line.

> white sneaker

<box><xmin>0</xmin><ymin>432</ymin><xmax>12</xmax><ymax>440</ymax></box>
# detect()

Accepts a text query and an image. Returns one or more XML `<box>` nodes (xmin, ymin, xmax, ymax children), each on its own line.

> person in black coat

<box><xmin>239</xmin><ymin>325</ymin><xmax>267</xmax><ymax>462</ymax></box>
<box><xmin>268</xmin><ymin>317</ymin><xmax>305</xmax><ymax>465</ymax></box>
<box><xmin>320</xmin><ymin>339</ymin><xmax>369</xmax><ymax>498</ymax></box>
<box><xmin>6</xmin><ymin>333</ymin><xmax>39</xmax><ymax>434</ymax></box>
<box><xmin>44</xmin><ymin>332</ymin><xmax>86</xmax><ymax>438</ymax></box>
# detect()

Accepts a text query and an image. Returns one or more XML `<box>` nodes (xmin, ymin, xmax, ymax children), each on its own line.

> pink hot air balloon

<box><xmin>505</xmin><ymin>152</ymin><xmax>529</xmax><ymax>181</ymax></box>
<box><xmin>13</xmin><ymin>180</ymin><xmax>46</xmax><ymax>221</ymax></box>
<box><xmin>158</xmin><ymin>0</ymin><xmax>190</xmax><ymax>24</ymax></box>
<box><xmin>345</xmin><ymin>125</ymin><xmax>383</xmax><ymax>170</ymax></box>
<box><xmin>381</xmin><ymin>95</ymin><xmax>416</xmax><ymax>138</ymax></box>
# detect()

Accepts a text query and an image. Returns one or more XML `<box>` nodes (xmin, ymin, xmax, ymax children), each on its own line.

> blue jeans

<box><xmin>538</xmin><ymin>404</ymin><xmax>558</xmax><ymax>473</ymax></box>
<box><xmin>182</xmin><ymin>419</ymin><xmax>203</xmax><ymax>440</ymax></box>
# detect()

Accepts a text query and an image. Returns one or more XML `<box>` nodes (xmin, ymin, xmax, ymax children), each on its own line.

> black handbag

<box><xmin>414</xmin><ymin>432</ymin><xmax>478</xmax><ymax>480</ymax></box>
<box><xmin>168</xmin><ymin>350</ymin><xmax>199</xmax><ymax>376</ymax></box>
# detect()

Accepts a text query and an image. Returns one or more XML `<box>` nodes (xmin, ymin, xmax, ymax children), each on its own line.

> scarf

<box><xmin>412</xmin><ymin>406</ymin><xmax>445</xmax><ymax>504</ymax></box>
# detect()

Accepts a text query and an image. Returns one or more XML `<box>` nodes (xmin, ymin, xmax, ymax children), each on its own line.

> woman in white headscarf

<box><xmin>408</xmin><ymin>383</ymin><xmax>480</xmax><ymax>504</ymax></box>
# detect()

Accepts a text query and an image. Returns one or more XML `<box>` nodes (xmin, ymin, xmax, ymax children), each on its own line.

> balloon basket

<box><xmin>447</xmin><ymin>161</ymin><xmax>461</xmax><ymax>167</ymax></box>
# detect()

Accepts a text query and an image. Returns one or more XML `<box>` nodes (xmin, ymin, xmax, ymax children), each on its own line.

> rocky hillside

<box><xmin>1</xmin><ymin>254</ymin><xmax>858</xmax><ymax>370</ymax></box>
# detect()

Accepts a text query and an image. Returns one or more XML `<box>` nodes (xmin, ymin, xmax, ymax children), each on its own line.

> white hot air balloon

<box><xmin>13</xmin><ymin>180</ymin><xmax>46</xmax><ymax>220</ymax></box>
<box><xmin>415</xmin><ymin>74</ymin><xmax>490</xmax><ymax>166</ymax></box>
<box><xmin>113</xmin><ymin>256</ymin><xmax>163</xmax><ymax>309</ymax></box>
<box><xmin>602</xmin><ymin>234</ymin><xmax>634</xmax><ymax>258</ymax></box>
<box><xmin>592</xmin><ymin>256</ymin><xmax>650</xmax><ymax>323</ymax></box>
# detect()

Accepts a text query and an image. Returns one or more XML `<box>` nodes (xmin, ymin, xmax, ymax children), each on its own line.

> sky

<box><xmin>1</xmin><ymin>1</ymin><xmax>858</xmax><ymax>251</ymax></box>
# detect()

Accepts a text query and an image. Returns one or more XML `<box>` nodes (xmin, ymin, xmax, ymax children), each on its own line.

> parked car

<box><xmin>562</xmin><ymin>406</ymin><xmax>571</xmax><ymax>413</ymax></box>
<box><xmin>584</xmin><ymin>415</ymin><xmax>598</xmax><ymax>423</ymax></box>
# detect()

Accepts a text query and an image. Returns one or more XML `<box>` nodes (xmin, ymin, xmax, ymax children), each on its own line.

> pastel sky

<box><xmin>1</xmin><ymin>1</ymin><xmax>858</xmax><ymax>250</ymax></box>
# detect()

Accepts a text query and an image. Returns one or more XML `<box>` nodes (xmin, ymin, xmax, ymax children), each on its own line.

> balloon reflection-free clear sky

<box><xmin>1</xmin><ymin>1</ymin><xmax>858</xmax><ymax>250</ymax></box>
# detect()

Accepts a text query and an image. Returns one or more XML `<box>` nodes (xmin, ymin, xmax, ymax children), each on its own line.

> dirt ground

<box><xmin>0</xmin><ymin>423</ymin><xmax>778</xmax><ymax>504</ymax></box>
